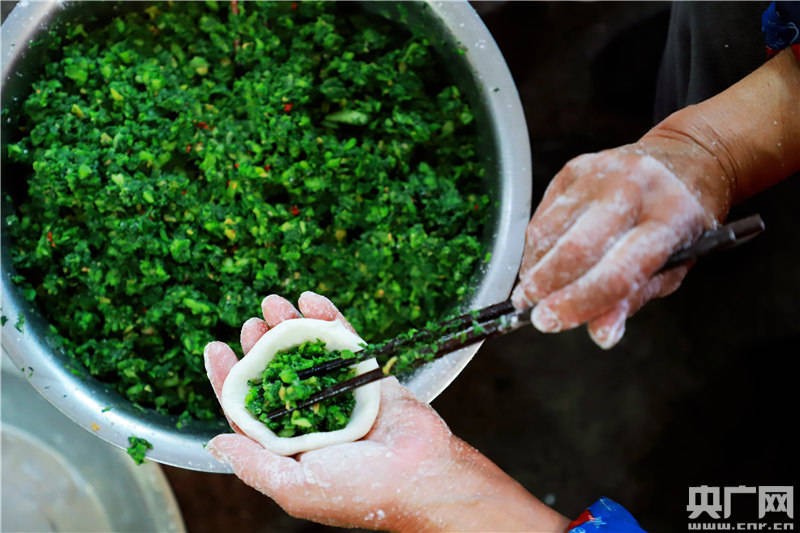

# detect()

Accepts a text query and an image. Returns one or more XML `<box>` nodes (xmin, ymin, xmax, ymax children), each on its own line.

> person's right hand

<box><xmin>512</xmin><ymin>45</ymin><xmax>800</xmax><ymax>350</ymax></box>
<box><xmin>512</xmin><ymin>134</ymin><xmax>733</xmax><ymax>349</ymax></box>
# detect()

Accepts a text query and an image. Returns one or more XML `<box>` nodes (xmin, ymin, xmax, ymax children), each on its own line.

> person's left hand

<box><xmin>204</xmin><ymin>291</ymin><xmax>569</xmax><ymax>532</ymax></box>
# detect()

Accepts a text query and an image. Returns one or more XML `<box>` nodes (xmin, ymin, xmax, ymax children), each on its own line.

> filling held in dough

<box><xmin>221</xmin><ymin>318</ymin><xmax>381</xmax><ymax>456</ymax></box>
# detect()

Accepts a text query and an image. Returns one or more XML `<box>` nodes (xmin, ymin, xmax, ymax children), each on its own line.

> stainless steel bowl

<box><xmin>1</xmin><ymin>355</ymin><xmax>186</xmax><ymax>532</ymax></box>
<box><xmin>1</xmin><ymin>1</ymin><xmax>530</xmax><ymax>472</ymax></box>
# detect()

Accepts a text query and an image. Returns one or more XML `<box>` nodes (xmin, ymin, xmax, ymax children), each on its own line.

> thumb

<box><xmin>203</xmin><ymin>341</ymin><xmax>238</xmax><ymax>401</ymax></box>
<box><xmin>207</xmin><ymin>434</ymin><xmax>304</xmax><ymax>500</ymax></box>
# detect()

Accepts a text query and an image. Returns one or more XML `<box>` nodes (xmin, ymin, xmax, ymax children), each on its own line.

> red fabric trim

<box><xmin>567</xmin><ymin>509</ymin><xmax>595</xmax><ymax>530</ymax></box>
<box><xmin>767</xmin><ymin>44</ymin><xmax>800</xmax><ymax>60</ymax></box>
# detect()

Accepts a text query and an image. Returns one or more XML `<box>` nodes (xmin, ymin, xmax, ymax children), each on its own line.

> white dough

<box><xmin>221</xmin><ymin>318</ymin><xmax>381</xmax><ymax>456</ymax></box>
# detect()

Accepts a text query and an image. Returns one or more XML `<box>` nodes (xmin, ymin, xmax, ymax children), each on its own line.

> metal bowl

<box><xmin>1</xmin><ymin>355</ymin><xmax>186</xmax><ymax>532</ymax></box>
<box><xmin>1</xmin><ymin>1</ymin><xmax>530</xmax><ymax>472</ymax></box>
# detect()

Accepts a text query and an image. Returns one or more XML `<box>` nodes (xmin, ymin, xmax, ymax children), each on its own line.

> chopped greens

<box><xmin>126</xmin><ymin>435</ymin><xmax>152</xmax><ymax>465</ymax></box>
<box><xmin>245</xmin><ymin>340</ymin><xmax>357</xmax><ymax>437</ymax></box>
<box><xmin>5</xmin><ymin>2</ymin><xmax>489</xmax><ymax>423</ymax></box>
<box><xmin>247</xmin><ymin>311</ymin><xmax>513</xmax><ymax>436</ymax></box>
<box><xmin>366</xmin><ymin>313</ymin><xmax>478</xmax><ymax>375</ymax></box>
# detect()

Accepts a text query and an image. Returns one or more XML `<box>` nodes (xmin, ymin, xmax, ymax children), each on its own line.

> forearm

<box><xmin>644</xmin><ymin>48</ymin><xmax>800</xmax><ymax>211</ymax></box>
<box><xmin>397</xmin><ymin>438</ymin><xmax>570</xmax><ymax>533</ymax></box>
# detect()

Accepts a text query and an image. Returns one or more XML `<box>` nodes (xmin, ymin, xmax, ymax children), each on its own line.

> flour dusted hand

<box><xmin>207</xmin><ymin>376</ymin><xmax>456</xmax><ymax>529</ymax></box>
<box><xmin>512</xmin><ymin>47</ymin><xmax>800</xmax><ymax>349</ymax></box>
<box><xmin>513</xmin><ymin>137</ymin><xmax>733</xmax><ymax>349</ymax></box>
<box><xmin>204</xmin><ymin>292</ymin><xmax>569</xmax><ymax>532</ymax></box>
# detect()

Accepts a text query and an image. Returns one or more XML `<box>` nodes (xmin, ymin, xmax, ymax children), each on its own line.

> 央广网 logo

<box><xmin>687</xmin><ymin>485</ymin><xmax>794</xmax><ymax>531</ymax></box>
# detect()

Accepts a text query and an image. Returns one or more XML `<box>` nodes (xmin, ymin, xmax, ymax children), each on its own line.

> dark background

<box><xmin>164</xmin><ymin>3</ymin><xmax>799</xmax><ymax>531</ymax></box>
<box><xmin>3</xmin><ymin>1</ymin><xmax>795</xmax><ymax>531</ymax></box>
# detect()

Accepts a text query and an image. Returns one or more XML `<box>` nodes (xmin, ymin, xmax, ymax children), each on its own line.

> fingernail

<box><xmin>302</xmin><ymin>290</ymin><xmax>331</xmax><ymax>304</ymax></box>
<box><xmin>203</xmin><ymin>341</ymin><xmax>219</xmax><ymax>362</ymax></box>
<box><xmin>205</xmin><ymin>439</ymin><xmax>230</xmax><ymax>465</ymax></box>
<box><xmin>262</xmin><ymin>294</ymin><xmax>280</xmax><ymax>307</ymax></box>
<box><xmin>242</xmin><ymin>317</ymin><xmax>263</xmax><ymax>329</ymax></box>
<box><xmin>511</xmin><ymin>284</ymin><xmax>533</xmax><ymax>309</ymax></box>
<box><xmin>531</xmin><ymin>304</ymin><xmax>562</xmax><ymax>332</ymax></box>
<box><xmin>591</xmin><ymin>319</ymin><xmax>626</xmax><ymax>350</ymax></box>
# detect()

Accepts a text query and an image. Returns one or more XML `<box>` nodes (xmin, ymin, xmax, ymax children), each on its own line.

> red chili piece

<box><xmin>47</xmin><ymin>231</ymin><xmax>54</xmax><ymax>247</ymax></box>
<box><xmin>234</xmin><ymin>163</ymin><xmax>240</xmax><ymax>168</ymax></box>
<box><xmin>186</xmin><ymin>144</ymin><xmax>192</xmax><ymax>153</ymax></box>
<box><xmin>283</xmin><ymin>103</ymin><xmax>293</xmax><ymax>112</ymax></box>
<box><xmin>196</xmin><ymin>121</ymin><xmax>210</xmax><ymax>130</ymax></box>
<box><xmin>291</xmin><ymin>2</ymin><xmax>298</xmax><ymax>10</ymax></box>
<box><xmin>181</xmin><ymin>190</ymin><xmax>188</xmax><ymax>195</ymax></box>
<box><xmin>473</xmin><ymin>204</ymin><xmax>480</xmax><ymax>211</ymax></box>
<box><xmin>290</xmin><ymin>205</ymin><xmax>300</xmax><ymax>216</ymax></box>
<box><xmin>263</xmin><ymin>164</ymin><xmax>271</xmax><ymax>171</ymax></box>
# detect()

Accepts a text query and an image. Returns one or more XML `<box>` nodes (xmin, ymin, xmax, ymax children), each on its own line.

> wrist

<box><xmin>396</xmin><ymin>437</ymin><xmax>569</xmax><ymax>533</ymax></box>
<box><xmin>639</xmin><ymin>108</ymin><xmax>737</xmax><ymax>223</ymax></box>
<box><xmin>646</xmin><ymin>48</ymin><xmax>800</xmax><ymax>207</ymax></box>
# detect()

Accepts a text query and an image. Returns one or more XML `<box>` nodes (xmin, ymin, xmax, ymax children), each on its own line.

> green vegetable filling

<box><xmin>245</xmin><ymin>340</ymin><xmax>357</xmax><ymax>437</ymax></box>
<box><xmin>126</xmin><ymin>435</ymin><xmax>152</xmax><ymax>465</ymax></box>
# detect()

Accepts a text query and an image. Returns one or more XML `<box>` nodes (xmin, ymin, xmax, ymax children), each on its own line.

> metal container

<box><xmin>1</xmin><ymin>1</ymin><xmax>530</xmax><ymax>472</ymax></box>
<box><xmin>1</xmin><ymin>355</ymin><xmax>186</xmax><ymax>532</ymax></box>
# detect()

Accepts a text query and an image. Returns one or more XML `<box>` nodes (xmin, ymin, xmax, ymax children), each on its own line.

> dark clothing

<box><xmin>654</xmin><ymin>2</ymin><xmax>768</xmax><ymax>121</ymax></box>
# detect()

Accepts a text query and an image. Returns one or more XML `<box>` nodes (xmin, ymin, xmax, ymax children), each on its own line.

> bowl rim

<box><xmin>0</xmin><ymin>0</ymin><xmax>531</xmax><ymax>472</ymax></box>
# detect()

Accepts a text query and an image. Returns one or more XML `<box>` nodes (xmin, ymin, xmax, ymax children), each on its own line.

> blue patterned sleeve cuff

<box><xmin>762</xmin><ymin>1</ymin><xmax>800</xmax><ymax>59</ymax></box>
<box><xmin>566</xmin><ymin>497</ymin><xmax>647</xmax><ymax>533</ymax></box>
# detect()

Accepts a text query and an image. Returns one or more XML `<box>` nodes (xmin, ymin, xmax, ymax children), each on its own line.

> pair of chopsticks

<box><xmin>264</xmin><ymin>214</ymin><xmax>765</xmax><ymax>421</ymax></box>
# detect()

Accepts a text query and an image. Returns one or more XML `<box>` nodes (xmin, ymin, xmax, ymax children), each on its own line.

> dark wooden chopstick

<box><xmin>263</xmin><ymin>214</ymin><xmax>764</xmax><ymax>421</ymax></box>
<box><xmin>660</xmin><ymin>214</ymin><xmax>764</xmax><ymax>270</ymax></box>
<box><xmin>263</xmin><ymin>368</ymin><xmax>386</xmax><ymax>420</ymax></box>
<box><xmin>294</xmin><ymin>299</ymin><xmax>515</xmax><ymax>379</ymax></box>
